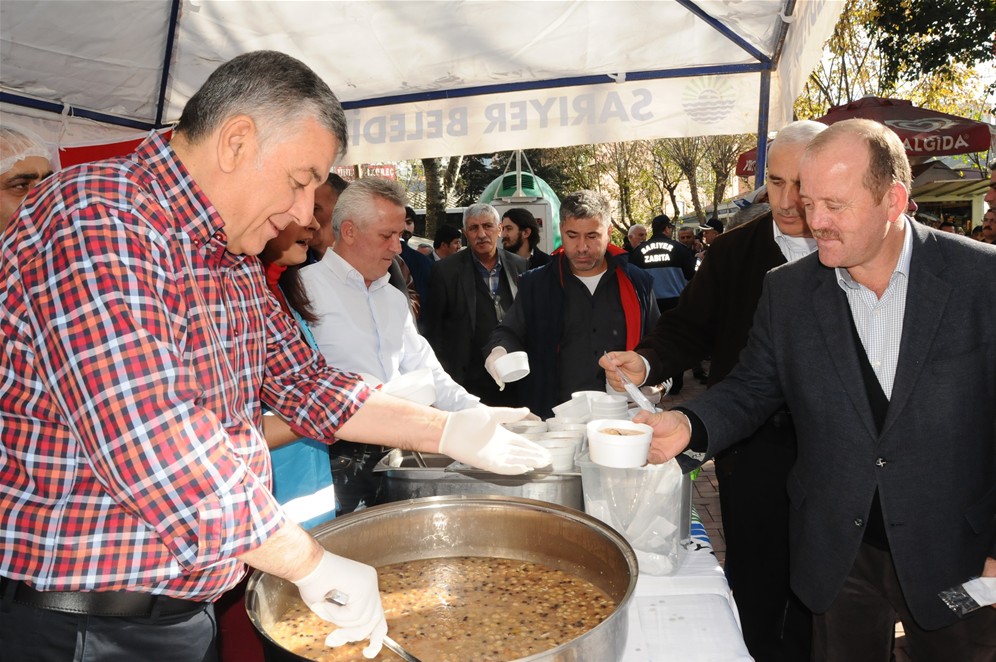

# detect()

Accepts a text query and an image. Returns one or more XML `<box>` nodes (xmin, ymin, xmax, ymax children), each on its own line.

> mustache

<box><xmin>812</xmin><ymin>230</ymin><xmax>840</xmax><ymax>241</ymax></box>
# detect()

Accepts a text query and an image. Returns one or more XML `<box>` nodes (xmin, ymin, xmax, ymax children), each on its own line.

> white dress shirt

<box><xmin>772</xmin><ymin>221</ymin><xmax>818</xmax><ymax>263</ymax></box>
<box><xmin>835</xmin><ymin>219</ymin><xmax>912</xmax><ymax>398</ymax></box>
<box><xmin>299</xmin><ymin>250</ymin><xmax>480</xmax><ymax>411</ymax></box>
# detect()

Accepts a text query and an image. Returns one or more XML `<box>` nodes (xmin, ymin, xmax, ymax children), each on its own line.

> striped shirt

<box><xmin>835</xmin><ymin>219</ymin><xmax>913</xmax><ymax>398</ymax></box>
<box><xmin>0</xmin><ymin>134</ymin><xmax>369</xmax><ymax>601</ymax></box>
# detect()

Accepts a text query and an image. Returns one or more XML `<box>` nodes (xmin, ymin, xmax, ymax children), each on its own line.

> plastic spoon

<box><xmin>603</xmin><ymin>351</ymin><xmax>659</xmax><ymax>413</ymax></box>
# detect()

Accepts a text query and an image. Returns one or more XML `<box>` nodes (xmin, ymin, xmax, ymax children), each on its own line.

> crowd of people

<box><xmin>1</xmin><ymin>49</ymin><xmax>994</xmax><ymax>662</ymax></box>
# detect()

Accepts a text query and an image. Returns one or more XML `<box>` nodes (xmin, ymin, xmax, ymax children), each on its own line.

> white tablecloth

<box><xmin>620</xmin><ymin>516</ymin><xmax>753</xmax><ymax>661</ymax></box>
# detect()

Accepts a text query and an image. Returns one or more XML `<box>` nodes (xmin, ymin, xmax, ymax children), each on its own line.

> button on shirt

<box><xmin>0</xmin><ymin>135</ymin><xmax>368</xmax><ymax>600</ymax></box>
<box><xmin>299</xmin><ymin>250</ymin><xmax>480</xmax><ymax>411</ymax></box>
<box><xmin>835</xmin><ymin>220</ymin><xmax>913</xmax><ymax>398</ymax></box>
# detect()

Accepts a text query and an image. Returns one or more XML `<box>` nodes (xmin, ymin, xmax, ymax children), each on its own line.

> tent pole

<box><xmin>755</xmin><ymin>71</ymin><xmax>771</xmax><ymax>187</ymax></box>
<box><xmin>155</xmin><ymin>0</ymin><xmax>183</xmax><ymax>128</ymax></box>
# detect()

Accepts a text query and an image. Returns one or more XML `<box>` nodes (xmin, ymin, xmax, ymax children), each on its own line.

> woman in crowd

<box><xmin>216</xmin><ymin>215</ymin><xmax>337</xmax><ymax>661</ymax></box>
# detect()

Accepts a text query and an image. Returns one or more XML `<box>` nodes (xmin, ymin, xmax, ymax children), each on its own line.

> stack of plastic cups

<box><xmin>588</xmin><ymin>393</ymin><xmax>629</xmax><ymax>420</ymax></box>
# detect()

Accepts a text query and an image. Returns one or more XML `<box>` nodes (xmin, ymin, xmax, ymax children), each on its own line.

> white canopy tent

<box><xmin>1</xmin><ymin>0</ymin><xmax>842</xmax><ymax>174</ymax></box>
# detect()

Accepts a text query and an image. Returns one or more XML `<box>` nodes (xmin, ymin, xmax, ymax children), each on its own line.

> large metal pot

<box><xmin>246</xmin><ymin>495</ymin><xmax>637</xmax><ymax>661</ymax></box>
<box><xmin>375</xmin><ymin>450</ymin><xmax>584</xmax><ymax>511</ymax></box>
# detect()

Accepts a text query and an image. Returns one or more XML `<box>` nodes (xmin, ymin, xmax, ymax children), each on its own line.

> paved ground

<box><xmin>659</xmin><ymin>363</ymin><xmax>911</xmax><ymax>659</ymax></box>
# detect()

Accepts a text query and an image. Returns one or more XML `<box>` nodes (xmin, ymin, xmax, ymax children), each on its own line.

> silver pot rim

<box><xmin>246</xmin><ymin>495</ymin><xmax>638</xmax><ymax>662</ymax></box>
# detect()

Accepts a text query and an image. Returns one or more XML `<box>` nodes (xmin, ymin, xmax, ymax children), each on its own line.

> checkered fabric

<box><xmin>0</xmin><ymin>135</ymin><xmax>368</xmax><ymax>600</ymax></box>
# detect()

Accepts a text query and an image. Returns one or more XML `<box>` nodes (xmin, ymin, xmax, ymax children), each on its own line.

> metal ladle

<box><xmin>324</xmin><ymin>589</ymin><xmax>423</xmax><ymax>662</ymax></box>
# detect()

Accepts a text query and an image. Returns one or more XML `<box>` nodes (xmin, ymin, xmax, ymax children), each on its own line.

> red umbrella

<box><xmin>736</xmin><ymin>96</ymin><xmax>994</xmax><ymax>176</ymax></box>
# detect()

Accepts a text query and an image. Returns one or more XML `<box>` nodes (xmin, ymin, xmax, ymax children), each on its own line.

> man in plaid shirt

<box><xmin>0</xmin><ymin>51</ymin><xmax>548</xmax><ymax>661</ymax></box>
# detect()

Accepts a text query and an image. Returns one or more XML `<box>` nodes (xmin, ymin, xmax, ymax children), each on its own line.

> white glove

<box><xmin>484</xmin><ymin>347</ymin><xmax>508</xmax><ymax>390</ymax></box>
<box><xmin>292</xmin><ymin>551</ymin><xmax>388</xmax><ymax>659</ymax></box>
<box><xmin>439</xmin><ymin>406</ymin><xmax>551</xmax><ymax>475</ymax></box>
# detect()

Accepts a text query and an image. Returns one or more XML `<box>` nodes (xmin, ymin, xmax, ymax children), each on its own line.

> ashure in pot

<box><xmin>246</xmin><ymin>495</ymin><xmax>638</xmax><ymax>661</ymax></box>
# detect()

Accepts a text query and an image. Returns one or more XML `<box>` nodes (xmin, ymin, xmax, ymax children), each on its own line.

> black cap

<box><xmin>698</xmin><ymin>216</ymin><xmax>723</xmax><ymax>233</ymax></box>
<box><xmin>650</xmin><ymin>214</ymin><xmax>673</xmax><ymax>234</ymax></box>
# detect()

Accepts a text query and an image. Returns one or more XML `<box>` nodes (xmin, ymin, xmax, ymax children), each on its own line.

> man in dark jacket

<box><xmin>602</xmin><ymin>119</ymin><xmax>828</xmax><ymax>661</ymax></box>
<box><xmin>500</xmin><ymin>207</ymin><xmax>551</xmax><ymax>269</ymax></box>
<box><xmin>485</xmin><ymin>190</ymin><xmax>659</xmax><ymax>419</ymax></box>
<box><xmin>630</xmin><ymin>213</ymin><xmax>696</xmax><ymax>393</ymax></box>
<box><xmin>423</xmin><ymin>204</ymin><xmax>529</xmax><ymax>406</ymax></box>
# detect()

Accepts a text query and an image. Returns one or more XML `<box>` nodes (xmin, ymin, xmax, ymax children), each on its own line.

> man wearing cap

<box><xmin>602</xmin><ymin>119</ymin><xmax>830</xmax><ymax>661</ymax></box>
<box><xmin>0</xmin><ymin>125</ymin><xmax>53</xmax><ymax>230</ymax></box>
<box><xmin>698</xmin><ymin>215</ymin><xmax>724</xmax><ymax>247</ymax></box>
<box><xmin>630</xmin><ymin>214</ymin><xmax>696</xmax><ymax>313</ymax></box>
<box><xmin>629</xmin><ymin>213</ymin><xmax>696</xmax><ymax>393</ymax></box>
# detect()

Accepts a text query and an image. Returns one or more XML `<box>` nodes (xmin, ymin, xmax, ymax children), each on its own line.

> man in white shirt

<box><xmin>299</xmin><ymin>177</ymin><xmax>480</xmax><ymax>511</ymax></box>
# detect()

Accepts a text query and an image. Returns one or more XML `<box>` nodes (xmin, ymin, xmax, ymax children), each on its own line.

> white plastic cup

<box><xmin>503</xmin><ymin>420</ymin><xmax>548</xmax><ymax>434</ymax></box>
<box><xmin>494</xmin><ymin>351</ymin><xmax>530</xmax><ymax>383</ymax></box>
<box><xmin>586</xmin><ymin>418</ymin><xmax>653</xmax><ymax>468</ymax></box>
<box><xmin>535</xmin><ymin>439</ymin><xmax>577</xmax><ymax>472</ymax></box>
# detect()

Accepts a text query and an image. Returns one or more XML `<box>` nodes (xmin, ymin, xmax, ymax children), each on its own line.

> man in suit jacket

<box><xmin>424</xmin><ymin>203</ymin><xmax>529</xmax><ymax>406</ymax></box>
<box><xmin>622</xmin><ymin>119</ymin><xmax>996</xmax><ymax>660</ymax></box>
<box><xmin>603</xmin><ymin>119</ymin><xmax>827</xmax><ymax>661</ymax></box>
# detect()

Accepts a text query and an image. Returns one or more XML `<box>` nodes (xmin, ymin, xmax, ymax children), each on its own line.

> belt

<box><xmin>0</xmin><ymin>577</ymin><xmax>207</xmax><ymax>618</ymax></box>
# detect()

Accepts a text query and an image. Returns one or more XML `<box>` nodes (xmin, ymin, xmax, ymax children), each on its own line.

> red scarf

<box><xmin>554</xmin><ymin>244</ymin><xmax>642</xmax><ymax>349</ymax></box>
<box><xmin>263</xmin><ymin>261</ymin><xmax>292</xmax><ymax>318</ymax></box>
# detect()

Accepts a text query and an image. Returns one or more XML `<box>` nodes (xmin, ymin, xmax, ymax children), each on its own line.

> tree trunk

<box><xmin>422</xmin><ymin>157</ymin><xmax>444</xmax><ymax>239</ymax></box>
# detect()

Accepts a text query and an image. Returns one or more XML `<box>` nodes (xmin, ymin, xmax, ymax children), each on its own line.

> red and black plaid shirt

<box><xmin>0</xmin><ymin>134</ymin><xmax>368</xmax><ymax>600</ymax></box>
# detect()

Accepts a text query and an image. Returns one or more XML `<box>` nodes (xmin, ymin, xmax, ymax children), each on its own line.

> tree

<box><xmin>797</xmin><ymin>0</ymin><xmax>995</xmax><ymax>120</ymax></box>
<box><xmin>703</xmin><ymin>134</ymin><xmax>754</xmax><ymax>215</ymax></box>
<box><xmin>603</xmin><ymin>141</ymin><xmax>649</xmax><ymax>231</ymax></box>
<box><xmin>647</xmin><ymin>140</ymin><xmax>686</xmax><ymax>218</ymax></box>
<box><xmin>872</xmin><ymin>0</ymin><xmax>996</xmax><ymax>100</ymax></box>
<box><xmin>657</xmin><ymin>137</ymin><xmax>709</xmax><ymax>224</ymax></box>
<box><xmin>421</xmin><ymin>156</ymin><xmax>462</xmax><ymax>238</ymax></box>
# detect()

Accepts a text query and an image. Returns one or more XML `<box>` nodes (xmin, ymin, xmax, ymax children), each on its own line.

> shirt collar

<box><xmin>136</xmin><ymin>133</ymin><xmax>229</xmax><ymax>251</ymax></box>
<box><xmin>324</xmin><ymin>249</ymin><xmax>391</xmax><ymax>290</ymax></box>
<box><xmin>835</xmin><ymin>216</ymin><xmax>913</xmax><ymax>291</ymax></box>
<box><xmin>471</xmin><ymin>249</ymin><xmax>503</xmax><ymax>276</ymax></box>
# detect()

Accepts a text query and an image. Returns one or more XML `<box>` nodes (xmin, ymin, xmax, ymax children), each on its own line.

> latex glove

<box><xmin>439</xmin><ymin>406</ymin><xmax>551</xmax><ymax>475</ymax></box>
<box><xmin>484</xmin><ymin>347</ymin><xmax>508</xmax><ymax>390</ymax></box>
<box><xmin>293</xmin><ymin>551</ymin><xmax>388</xmax><ymax>659</ymax></box>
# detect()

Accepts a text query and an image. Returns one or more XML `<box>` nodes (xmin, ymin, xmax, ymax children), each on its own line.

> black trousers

<box><xmin>715</xmin><ymin>414</ymin><xmax>812</xmax><ymax>662</ymax></box>
<box><xmin>0</xmin><ymin>599</ymin><xmax>216</xmax><ymax>662</ymax></box>
<box><xmin>813</xmin><ymin>543</ymin><xmax>996</xmax><ymax>662</ymax></box>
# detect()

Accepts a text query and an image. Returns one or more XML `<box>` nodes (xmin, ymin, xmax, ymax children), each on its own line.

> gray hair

<box><xmin>627</xmin><ymin>223</ymin><xmax>646</xmax><ymax>238</ymax></box>
<box><xmin>559</xmin><ymin>190</ymin><xmax>612</xmax><ymax>225</ymax></box>
<box><xmin>767</xmin><ymin>119</ymin><xmax>827</xmax><ymax>158</ymax></box>
<box><xmin>332</xmin><ymin>177</ymin><xmax>407</xmax><ymax>238</ymax></box>
<box><xmin>175</xmin><ymin>50</ymin><xmax>348</xmax><ymax>157</ymax></box>
<box><xmin>0</xmin><ymin>125</ymin><xmax>52</xmax><ymax>174</ymax></box>
<box><xmin>463</xmin><ymin>203</ymin><xmax>500</xmax><ymax>229</ymax></box>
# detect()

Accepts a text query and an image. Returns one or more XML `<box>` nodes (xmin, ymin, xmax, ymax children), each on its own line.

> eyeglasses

<box><xmin>492</xmin><ymin>293</ymin><xmax>504</xmax><ymax>323</ymax></box>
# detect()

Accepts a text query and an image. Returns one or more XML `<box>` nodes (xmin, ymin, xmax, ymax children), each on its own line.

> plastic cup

<box><xmin>494</xmin><ymin>351</ymin><xmax>530</xmax><ymax>383</ymax></box>
<box><xmin>503</xmin><ymin>420</ymin><xmax>548</xmax><ymax>434</ymax></box>
<box><xmin>586</xmin><ymin>418</ymin><xmax>653</xmax><ymax>468</ymax></box>
<box><xmin>535</xmin><ymin>439</ymin><xmax>577</xmax><ymax>472</ymax></box>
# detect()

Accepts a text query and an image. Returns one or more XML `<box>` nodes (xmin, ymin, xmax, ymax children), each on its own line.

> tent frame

<box><xmin>2</xmin><ymin>0</ymin><xmax>798</xmax><ymax>184</ymax></box>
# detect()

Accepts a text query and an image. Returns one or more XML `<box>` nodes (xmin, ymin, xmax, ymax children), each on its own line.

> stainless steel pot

<box><xmin>375</xmin><ymin>450</ymin><xmax>584</xmax><ymax>511</ymax></box>
<box><xmin>246</xmin><ymin>495</ymin><xmax>637</xmax><ymax>661</ymax></box>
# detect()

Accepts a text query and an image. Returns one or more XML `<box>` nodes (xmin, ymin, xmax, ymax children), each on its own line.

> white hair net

<box><xmin>0</xmin><ymin>125</ymin><xmax>52</xmax><ymax>174</ymax></box>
